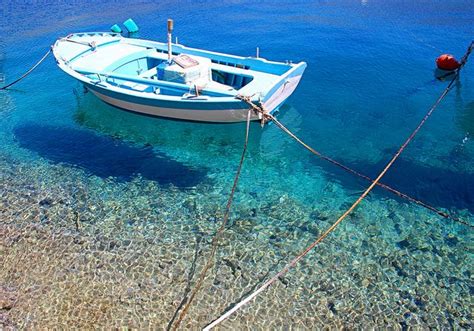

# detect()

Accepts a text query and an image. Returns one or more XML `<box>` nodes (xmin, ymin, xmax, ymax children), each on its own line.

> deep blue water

<box><xmin>1</xmin><ymin>0</ymin><xmax>473</xmax><ymax>328</ymax></box>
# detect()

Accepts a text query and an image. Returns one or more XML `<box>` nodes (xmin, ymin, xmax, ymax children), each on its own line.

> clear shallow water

<box><xmin>1</xmin><ymin>1</ymin><xmax>473</xmax><ymax>329</ymax></box>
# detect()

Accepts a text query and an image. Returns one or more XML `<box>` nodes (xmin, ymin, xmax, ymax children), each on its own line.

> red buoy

<box><xmin>436</xmin><ymin>54</ymin><xmax>460</xmax><ymax>71</ymax></box>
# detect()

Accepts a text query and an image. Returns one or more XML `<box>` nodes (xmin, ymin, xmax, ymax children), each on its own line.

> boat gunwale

<box><xmin>52</xmin><ymin>31</ymin><xmax>307</xmax><ymax>107</ymax></box>
<box><xmin>56</xmin><ymin>32</ymin><xmax>303</xmax><ymax>73</ymax></box>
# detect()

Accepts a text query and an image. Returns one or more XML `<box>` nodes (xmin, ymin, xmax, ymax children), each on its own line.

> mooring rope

<box><xmin>0</xmin><ymin>48</ymin><xmax>52</xmax><ymax>90</ymax></box>
<box><xmin>204</xmin><ymin>41</ymin><xmax>473</xmax><ymax>329</ymax></box>
<box><xmin>269</xmin><ymin>115</ymin><xmax>472</xmax><ymax>227</ymax></box>
<box><xmin>237</xmin><ymin>95</ymin><xmax>472</xmax><ymax>229</ymax></box>
<box><xmin>0</xmin><ymin>37</ymin><xmax>98</xmax><ymax>91</ymax></box>
<box><xmin>170</xmin><ymin>108</ymin><xmax>253</xmax><ymax>330</ymax></box>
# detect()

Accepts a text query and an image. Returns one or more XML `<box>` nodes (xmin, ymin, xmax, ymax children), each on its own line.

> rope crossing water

<box><xmin>170</xmin><ymin>109</ymin><xmax>253</xmax><ymax>330</ymax></box>
<box><xmin>3</xmin><ymin>40</ymin><xmax>472</xmax><ymax>328</ymax></box>
<box><xmin>0</xmin><ymin>48</ymin><xmax>52</xmax><ymax>90</ymax></box>
<box><xmin>237</xmin><ymin>96</ymin><xmax>472</xmax><ymax>229</ymax></box>
<box><xmin>1</xmin><ymin>37</ymin><xmax>100</xmax><ymax>91</ymax></box>
<box><xmin>204</xmin><ymin>40</ymin><xmax>473</xmax><ymax>329</ymax></box>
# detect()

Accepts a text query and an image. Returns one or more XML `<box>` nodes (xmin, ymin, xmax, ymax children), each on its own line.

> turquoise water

<box><xmin>1</xmin><ymin>1</ymin><xmax>473</xmax><ymax>328</ymax></box>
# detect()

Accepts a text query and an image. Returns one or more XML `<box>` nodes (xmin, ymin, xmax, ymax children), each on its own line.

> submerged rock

<box><xmin>445</xmin><ymin>233</ymin><xmax>459</xmax><ymax>247</ymax></box>
<box><xmin>0</xmin><ymin>285</ymin><xmax>17</xmax><ymax>310</ymax></box>
<box><xmin>39</xmin><ymin>198</ymin><xmax>53</xmax><ymax>207</ymax></box>
<box><xmin>397</xmin><ymin>239</ymin><xmax>411</xmax><ymax>249</ymax></box>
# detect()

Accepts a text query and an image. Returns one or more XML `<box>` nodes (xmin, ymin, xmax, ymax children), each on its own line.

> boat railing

<box><xmin>77</xmin><ymin>69</ymin><xmax>235</xmax><ymax>97</ymax></box>
<box><xmin>125</xmin><ymin>38</ymin><xmax>295</xmax><ymax>75</ymax></box>
<box><xmin>55</xmin><ymin>37</ymin><xmax>122</xmax><ymax>65</ymax></box>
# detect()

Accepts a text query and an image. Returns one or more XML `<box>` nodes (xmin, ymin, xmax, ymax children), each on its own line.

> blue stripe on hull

<box><xmin>86</xmin><ymin>84</ymin><xmax>248</xmax><ymax>111</ymax></box>
<box><xmin>89</xmin><ymin>88</ymin><xmax>260</xmax><ymax>122</ymax></box>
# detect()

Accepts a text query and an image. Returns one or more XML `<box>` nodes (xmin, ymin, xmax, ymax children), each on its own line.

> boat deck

<box><xmin>72</xmin><ymin>43</ymin><xmax>144</xmax><ymax>73</ymax></box>
<box><xmin>54</xmin><ymin>33</ymin><xmax>282</xmax><ymax>97</ymax></box>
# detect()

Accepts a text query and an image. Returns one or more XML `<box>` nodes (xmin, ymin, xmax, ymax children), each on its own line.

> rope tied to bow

<box><xmin>235</xmin><ymin>95</ymin><xmax>471</xmax><ymax>228</ymax></box>
<box><xmin>204</xmin><ymin>40</ymin><xmax>474</xmax><ymax>330</ymax></box>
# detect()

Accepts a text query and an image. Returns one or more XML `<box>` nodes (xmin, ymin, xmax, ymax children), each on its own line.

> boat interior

<box><xmin>55</xmin><ymin>33</ymin><xmax>295</xmax><ymax>99</ymax></box>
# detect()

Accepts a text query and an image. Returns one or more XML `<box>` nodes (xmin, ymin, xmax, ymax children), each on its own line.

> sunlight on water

<box><xmin>1</xmin><ymin>1</ymin><xmax>473</xmax><ymax>329</ymax></box>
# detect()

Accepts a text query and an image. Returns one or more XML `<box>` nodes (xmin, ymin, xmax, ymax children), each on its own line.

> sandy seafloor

<box><xmin>0</xmin><ymin>1</ymin><xmax>473</xmax><ymax>329</ymax></box>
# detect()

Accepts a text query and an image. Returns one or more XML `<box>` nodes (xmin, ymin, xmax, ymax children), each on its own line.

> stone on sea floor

<box><xmin>445</xmin><ymin>233</ymin><xmax>459</xmax><ymax>247</ymax></box>
<box><xmin>39</xmin><ymin>198</ymin><xmax>53</xmax><ymax>207</ymax></box>
<box><xmin>310</xmin><ymin>210</ymin><xmax>329</xmax><ymax>221</ymax></box>
<box><xmin>299</xmin><ymin>222</ymin><xmax>320</xmax><ymax>236</ymax></box>
<box><xmin>396</xmin><ymin>235</ymin><xmax>432</xmax><ymax>252</ymax></box>
<box><xmin>0</xmin><ymin>285</ymin><xmax>17</xmax><ymax>310</ymax></box>
<box><xmin>183</xmin><ymin>197</ymin><xmax>197</xmax><ymax>212</ymax></box>
<box><xmin>222</xmin><ymin>258</ymin><xmax>241</xmax><ymax>278</ymax></box>
<box><xmin>362</xmin><ymin>279</ymin><xmax>370</xmax><ymax>288</ymax></box>
<box><xmin>397</xmin><ymin>239</ymin><xmax>411</xmax><ymax>249</ymax></box>
<box><xmin>0</xmin><ymin>312</ymin><xmax>15</xmax><ymax>329</ymax></box>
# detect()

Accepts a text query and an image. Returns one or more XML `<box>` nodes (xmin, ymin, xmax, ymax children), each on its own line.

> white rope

<box><xmin>204</xmin><ymin>41</ymin><xmax>474</xmax><ymax>330</ymax></box>
<box><xmin>1</xmin><ymin>48</ymin><xmax>51</xmax><ymax>90</ymax></box>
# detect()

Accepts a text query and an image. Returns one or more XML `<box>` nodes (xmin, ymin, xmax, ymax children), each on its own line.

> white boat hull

<box><xmin>90</xmin><ymin>89</ymin><xmax>258</xmax><ymax>122</ymax></box>
<box><xmin>52</xmin><ymin>32</ymin><xmax>307</xmax><ymax>123</ymax></box>
<box><xmin>89</xmin><ymin>73</ymin><xmax>304</xmax><ymax>123</ymax></box>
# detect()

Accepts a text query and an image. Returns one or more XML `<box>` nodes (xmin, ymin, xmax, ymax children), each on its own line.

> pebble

<box><xmin>0</xmin><ymin>152</ymin><xmax>472</xmax><ymax>329</ymax></box>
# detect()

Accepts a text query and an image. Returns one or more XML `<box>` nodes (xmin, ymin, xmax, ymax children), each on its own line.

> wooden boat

<box><xmin>52</xmin><ymin>22</ymin><xmax>306</xmax><ymax>123</ymax></box>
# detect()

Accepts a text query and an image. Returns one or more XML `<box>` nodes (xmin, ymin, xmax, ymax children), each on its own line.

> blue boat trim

<box><xmin>52</xmin><ymin>31</ymin><xmax>307</xmax><ymax>122</ymax></box>
<box><xmin>86</xmin><ymin>84</ymin><xmax>248</xmax><ymax>111</ymax></box>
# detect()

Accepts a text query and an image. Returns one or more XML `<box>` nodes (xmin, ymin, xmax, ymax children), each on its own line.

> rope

<box><xmin>237</xmin><ymin>95</ymin><xmax>471</xmax><ymax>228</ymax></box>
<box><xmin>204</xmin><ymin>41</ymin><xmax>473</xmax><ymax>329</ymax></box>
<box><xmin>0</xmin><ymin>36</ymin><xmax>100</xmax><ymax>91</ymax></box>
<box><xmin>170</xmin><ymin>108</ymin><xmax>253</xmax><ymax>330</ymax></box>
<box><xmin>270</xmin><ymin>115</ymin><xmax>472</xmax><ymax>226</ymax></box>
<box><xmin>1</xmin><ymin>48</ymin><xmax>52</xmax><ymax>90</ymax></box>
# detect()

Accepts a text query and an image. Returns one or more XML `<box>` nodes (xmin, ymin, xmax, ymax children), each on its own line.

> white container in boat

<box><xmin>157</xmin><ymin>54</ymin><xmax>211</xmax><ymax>85</ymax></box>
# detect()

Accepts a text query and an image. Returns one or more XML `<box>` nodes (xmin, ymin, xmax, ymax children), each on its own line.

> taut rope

<box><xmin>0</xmin><ymin>36</ymin><xmax>100</xmax><ymax>91</ymax></box>
<box><xmin>204</xmin><ymin>40</ymin><xmax>473</xmax><ymax>329</ymax></box>
<box><xmin>170</xmin><ymin>108</ymin><xmax>254</xmax><ymax>330</ymax></box>
<box><xmin>236</xmin><ymin>95</ymin><xmax>472</xmax><ymax>229</ymax></box>
<box><xmin>1</xmin><ymin>48</ymin><xmax>52</xmax><ymax>90</ymax></box>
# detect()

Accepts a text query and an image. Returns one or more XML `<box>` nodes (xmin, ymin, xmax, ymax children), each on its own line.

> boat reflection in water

<box><xmin>72</xmin><ymin>87</ymin><xmax>308</xmax><ymax>168</ymax></box>
<box><xmin>73</xmin><ymin>88</ymin><xmax>262</xmax><ymax>153</ymax></box>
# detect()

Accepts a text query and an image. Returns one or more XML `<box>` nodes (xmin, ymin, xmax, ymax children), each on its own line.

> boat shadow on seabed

<box><xmin>13</xmin><ymin>122</ymin><xmax>208</xmax><ymax>189</ymax></box>
<box><xmin>12</xmin><ymin>86</ymin><xmax>217</xmax><ymax>189</ymax></box>
<box><xmin>70</xmin><ymin>86</ymin><xmax>281</xmax><ymax>156</ymax></box>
